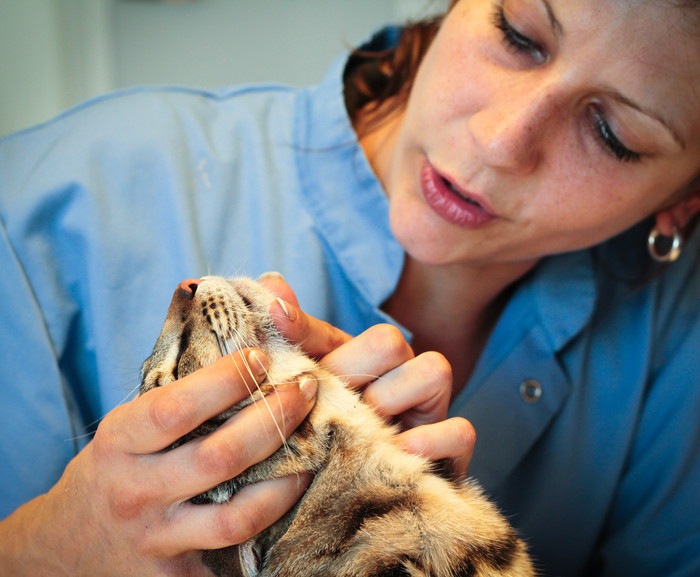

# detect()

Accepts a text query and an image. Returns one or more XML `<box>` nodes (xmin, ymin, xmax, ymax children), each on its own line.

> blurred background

<box><xmin>0</xmin><ymin>0</ymin><xmax>449</xmax><ymax>137</ymax></box>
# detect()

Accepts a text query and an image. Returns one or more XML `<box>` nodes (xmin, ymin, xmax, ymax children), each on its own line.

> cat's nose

<box><xmin>179</xmin><ymin>278</ymin><xmax>201</xmax><ymax>298</ymax></box>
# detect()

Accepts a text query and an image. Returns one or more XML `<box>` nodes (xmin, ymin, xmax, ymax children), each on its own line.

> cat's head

<box><xmin>140</xmin><ymin>276</ymin><xmax>279</xmax><ymax>394</ymax></box>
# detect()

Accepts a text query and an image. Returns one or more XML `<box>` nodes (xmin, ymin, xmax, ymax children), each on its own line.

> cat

<box><xmin>140</xmin><ymin>275</ymin><xmax>535</xmax><ymax>577</ymax></box>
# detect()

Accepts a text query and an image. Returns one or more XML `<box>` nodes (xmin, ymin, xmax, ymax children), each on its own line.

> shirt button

<box><xmin>520</xmin><ymin>379</ymin><xmax>543</xmax><ymax>403</ymax></box>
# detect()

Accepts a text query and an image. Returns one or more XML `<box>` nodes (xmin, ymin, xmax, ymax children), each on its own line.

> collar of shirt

<box><xmin>448</xmin><ymin>249</ymin><xmax>598</xmax><ymax>488</ymax></box>
<box><xmin>293</xmin><ymin>47</ymin><xmax>405</xmax><ymax>317</ymax></box>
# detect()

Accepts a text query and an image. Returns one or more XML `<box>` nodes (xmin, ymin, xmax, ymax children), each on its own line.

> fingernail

<box><xmin>246</xmin><ymin>349</ymin><xmax>269</xmax><ymax>378</ymax></box>
<box><xmin>298</xmin><ymin>374</ymin><xmax>318</xmax><ymax>402</ymax></box>
<box><xmin>258</xmin><ymin>271</ymin><xmax>286</xmax><ymax>282</ymax></box>
<box><xmin>275</xmin><ymin>297</ymin><xmax>297</xmax><ymax>322</ymax></box>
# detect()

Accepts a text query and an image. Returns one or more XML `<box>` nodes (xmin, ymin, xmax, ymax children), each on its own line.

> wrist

<box><xmin>0</xmin><ymin>493</ymin><xmax>72</xmax><ymax>577</ymax></box>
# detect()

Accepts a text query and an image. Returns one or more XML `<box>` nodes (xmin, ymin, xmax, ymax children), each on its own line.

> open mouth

<box><xmin>420</xmin><ymin>162</ymin><xmax>496</xmax><ymax>228</ymax></box>
<box><xmin>444</xmin><ymin>177</ymin><xmax>483</xmax><ymax>207</ymax></box>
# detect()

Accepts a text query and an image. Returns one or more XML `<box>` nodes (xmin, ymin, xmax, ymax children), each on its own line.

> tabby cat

<box><xmin>140</xmin><ymin>276</ymin><xmax>535</xmax><ymax>577</ymax></box>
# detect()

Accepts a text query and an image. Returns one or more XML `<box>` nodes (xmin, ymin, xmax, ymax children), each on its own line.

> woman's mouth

<box><xmin>420</xmin><ymin>162</ymin><xmax>497</xmax><ymax>228</ymax></box>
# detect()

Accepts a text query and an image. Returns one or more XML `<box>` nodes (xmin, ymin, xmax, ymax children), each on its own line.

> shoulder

<box><xmin>0</xmin><ymin>82</ymin><xmax>306</xmax><ymax>222</ymax></box>
<box><xmin>524</xmin><ymin>221</ymin><xmax>699</xmax><ymax>396</ymax></box>
<box><xmin>630</xmin><ymin>225</ymin><xmax>700</xmax><ymax>367</ymax></box>
<box><xmin>590</xmin><ymin>221</ymin><xmax>700</xmax><ymax>349</ymax></box>
<box><xmin>9</xmin><ymin>82</ymin><xmax>298</xmax><ymax>128</ymax></box>
<box><xmin>2</xmin><ymin>83</ymin><xmax>297</xmax><ymax>157</ymax></box>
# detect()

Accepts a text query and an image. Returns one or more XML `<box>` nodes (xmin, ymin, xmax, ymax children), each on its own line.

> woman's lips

<box><xmin>420</xmin><ymin>162</ymin><xmax>497</xmax><ymax>228</ymax></box>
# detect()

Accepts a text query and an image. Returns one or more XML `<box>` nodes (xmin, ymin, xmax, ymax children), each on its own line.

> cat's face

<box><xmin>140</xmin><ymin>276</ymin><xmax>277</xmax><ymax>394</ymax></box>
<box><xmin>138</xmin><ymin>276</ymin><xmax>322</xmax><ymax>508</ymax></box>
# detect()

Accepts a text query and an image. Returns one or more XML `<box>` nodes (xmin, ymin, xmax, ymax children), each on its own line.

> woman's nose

<box><xmin>468</xmin><ymin>79</ymin><xmax>561</xmax><ymax>175</ymax></box>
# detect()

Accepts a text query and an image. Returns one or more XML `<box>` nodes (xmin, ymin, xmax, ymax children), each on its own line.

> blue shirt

<box><xmin>1</xmin><ymin>30</ymin><xmax>698</xmax><ymax>577</ymax></box>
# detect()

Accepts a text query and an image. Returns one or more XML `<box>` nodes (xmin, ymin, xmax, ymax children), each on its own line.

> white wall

<box><xmin>113</xmin><ymin>0</ymin><xmax>390</xmax><ymax>89</ymax></box>
<box><xmin>0</xmin><ymin>1</ymin><xmax>66</xmax><ymax>136</ymax></box>
<box><xmin>0</xmin><ymin>0</ymin><xmax>448</xmax><ymax>137</ymax></box>
<box><xmin>0</xmin><ymin>0</ymin><xmax>113</xmax><ymax>136</ymax></box>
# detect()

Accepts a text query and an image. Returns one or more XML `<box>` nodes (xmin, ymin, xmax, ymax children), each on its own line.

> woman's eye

<box><xmin>492</xmin><ymin>4</ymin><xmax>546</xmax><ymax>63</ymax></box>
<box><xmin>591</xmin><ymin>107</ymin><xmax>642</xmax><ymax>163</ymax></box>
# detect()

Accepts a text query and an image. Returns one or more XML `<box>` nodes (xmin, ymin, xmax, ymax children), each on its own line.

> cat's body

<box><xmin>140</xmin><ymin>276</ymin><xmax>535</xmax><ymax>577</ymax></box>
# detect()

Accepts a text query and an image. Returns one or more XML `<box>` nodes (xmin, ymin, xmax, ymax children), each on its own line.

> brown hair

<box><xmin>343</xmin><ymin>13</ymin><xmax>447</xmax><ymax>136</ymax></box>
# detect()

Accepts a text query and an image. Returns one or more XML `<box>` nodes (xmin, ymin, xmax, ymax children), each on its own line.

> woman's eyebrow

<box><xmin>541</xmin><ymin>1</ymin><xmax>686</xmax><ymax>151</ymax></box>
<box><xmin>611</xmin><ymin>89</ymin><xmax>686</xmax><ymax>150</ymax></box>
<box><xmin>541</xmin><ymin>0</ymin><xmax>564</xmax><ymax>37</ymax></box>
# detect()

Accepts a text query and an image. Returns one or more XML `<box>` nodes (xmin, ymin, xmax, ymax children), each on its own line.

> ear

<box><xmin>655</xmin><ymin>185</ymin><xmax>700</xmax><ymax>236</ymax></box>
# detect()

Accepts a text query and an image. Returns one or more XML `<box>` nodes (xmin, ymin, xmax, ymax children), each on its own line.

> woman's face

<box><xmin>371</xmin><ymin>0</ymin><xmax>700</xmax><ymax>267</ymax></box>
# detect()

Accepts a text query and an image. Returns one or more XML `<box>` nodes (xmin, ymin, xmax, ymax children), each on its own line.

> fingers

<box><xmin>160</xmin><ymin>375</ymin><xmax>318</xmax><ymax>500</ymax></box>
<box><xmin>94</xmin><ymin>348</ymin><xmax>318</xmax><ymax>516</ymax></box>
<box><xmin>325</xmin><ymin>327</ymin><xmax>451</xmax><ymax>430</ymax></box>
<box><xmin>360</xmin><ymin>350</ymin><xmax>452</xmax><ymax>430</ymax></box>
<box><xmin>319</xmin><ymin>324</ymin><xmax>415</xmax><ymax>390</ymax></box>
<box><xmin>258</xmin><ymin>274</ymin><xmax>464</xmax><ymax>482</ymax></box>
<box><xmin>394</xmin><ymin>418</ymin><xmax>476</xmax><ymax>480</ymax></box>
<box><xmin>102</xmin><ymin>351</ymin><xmax>270</xmax><ymax>455</ymax></box>
<box><xmin>259</xmin><ymin>272</ymin><xmax>352</xmax><ymax>358</ymax></box>
<box><xmin>157</xmin><ymin>473</ymin><xmax>313</xmax><ymax>554</ymax></box>
<box><xmin>26</xmin><ymin>342</ymin><xmax>318</xmax><ymax>575</ymax></box>
<box><xmin>258</xmin><ymin>272</ymin><xmax>301</xmax><ymax>307</ymax></box>
<box><xmin>83</xmin><ymin>366</ymin><xmax>317</xmax><ymax>563</ymax></box>
<box><xmin>259</xmin><ymin>275</ymin><xmax>453</xmax><ymax>431</ymax></box>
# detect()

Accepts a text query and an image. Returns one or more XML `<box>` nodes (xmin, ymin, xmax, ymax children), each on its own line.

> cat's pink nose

<box><xmin>180</xmin><ymin>278</ymin><xmax>201</xmax><ymax>296</ymax></box>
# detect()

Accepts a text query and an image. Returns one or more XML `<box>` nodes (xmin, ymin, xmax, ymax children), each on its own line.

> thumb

<box><xmin>258</xmin><ymin>272</ymin><xmax>351</xmax><ymax>359</ymax></box>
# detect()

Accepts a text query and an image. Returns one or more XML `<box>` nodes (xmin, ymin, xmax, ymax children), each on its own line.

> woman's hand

<box><xmin>0</xmin><ymin>350</ymin><xmax>317</xmax><ymax>577</ymax></box>
<box><xmin>260</xmin><ymin>273</ymin><xmax>476</xmax><ymax>480</ymax></box>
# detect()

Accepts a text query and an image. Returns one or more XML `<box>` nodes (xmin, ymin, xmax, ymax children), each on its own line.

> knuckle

<box><xmin>92</xmin><ymin>409</ymin><xmax>126</xmax><ymax>457</ymax></box>
<box><xmin>297</xmin><ymin>309</ymin><xmax>312</xmax><ymax>336</ymax></box>
<box><xmin>366</xmin><ymin>324</ymin><xmax>411</xmax><ymax>359</ymax></box>
<box><xmin>147</xmin><ymin>393</ymin><xmax>191</xmax><ymax>434</ymax></box>
<box><xmin>451</xmin><ymin>417</ymin><xmax>477</xmax><ymax>450</ymax></box>
<box><xmin>324</xmin><ymin>322</ymin><xmax>348</xmax><ymax>350</ymax></box>
<box><xmin>418</xmin><ymin>351</ymin><xmax>453</xmax><ymax>387</ymax></box>
<box><xmin>279</xmin><ymin>397</ymin><xmax>307</xmax><ymax>433</ymax></box>
<box><xmin>215</xmin><ymin>507</ymin><xmax>257</xmax><ymax>545</ymax></box>
<box><xmin>108</xmin><ymin>484</ymin><xmax>152</xmax><ymax>522</ymax></box>
<box><xmin>194</xmin><ymin>436</ymin><xmax>244</xmax><ymax>479</ymax></box>
<box><xmin>255</xmin><ymin>387</ymin><xmax>305</xmax><ymax>439</ymax></box>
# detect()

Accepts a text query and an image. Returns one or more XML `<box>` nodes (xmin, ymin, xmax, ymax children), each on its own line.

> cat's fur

<box><xmin>140</xmin><ymin>276</ymin><xmax>535</xmax><ymax>577</ymax></box>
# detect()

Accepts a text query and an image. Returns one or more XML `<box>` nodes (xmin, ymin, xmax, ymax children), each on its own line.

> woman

<box><xmin>1</xmin><ymin>0</ymin><xmax>698</xmax><ymax>575</ymax></box>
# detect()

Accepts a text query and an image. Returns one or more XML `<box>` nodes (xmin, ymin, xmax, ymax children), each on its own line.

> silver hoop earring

<box><xmin>647</xmin><ymin>226</ymin><xmax>683</xmax><ymax>263</ymax></box>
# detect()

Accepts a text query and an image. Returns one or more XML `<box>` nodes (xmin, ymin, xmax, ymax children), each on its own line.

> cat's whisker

<box><xmin>319</xmin><ymin>372</ymin><xmax>382</xmax><ymax>382</ymax></box>
<box><xmin>226</xmin><ymin>327</ymin><xmax>290</xmax><ymax>452</ymax></box>
<box><xmin>220</xmin><ymin>332</ymin><xmax>275</xmax><ymax>443</ymax></box>
<box><xmin>68</xmin><ymin>381</ymin><xmax>147</xmax><ymax>443</ymax></box>
<box><xmin>216</xmin><ymin>333</ymin><xmax>229</xmax><ymax>357</ymax></box>
<box><xmin>220</xmin><ymin>332</ymin><xmax>258</xmax><ymax>401</ymax></box>
<box><xmin>231</xmin><ymin>324</ymin><xmax>287</xmax><ymax>417</ymax></box>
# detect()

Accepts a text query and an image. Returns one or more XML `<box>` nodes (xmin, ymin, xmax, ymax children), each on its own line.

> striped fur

<box><xmin>140</xmin><ymin>276</ymin><xmax>535</xmax><ymax>577</ymax></box>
